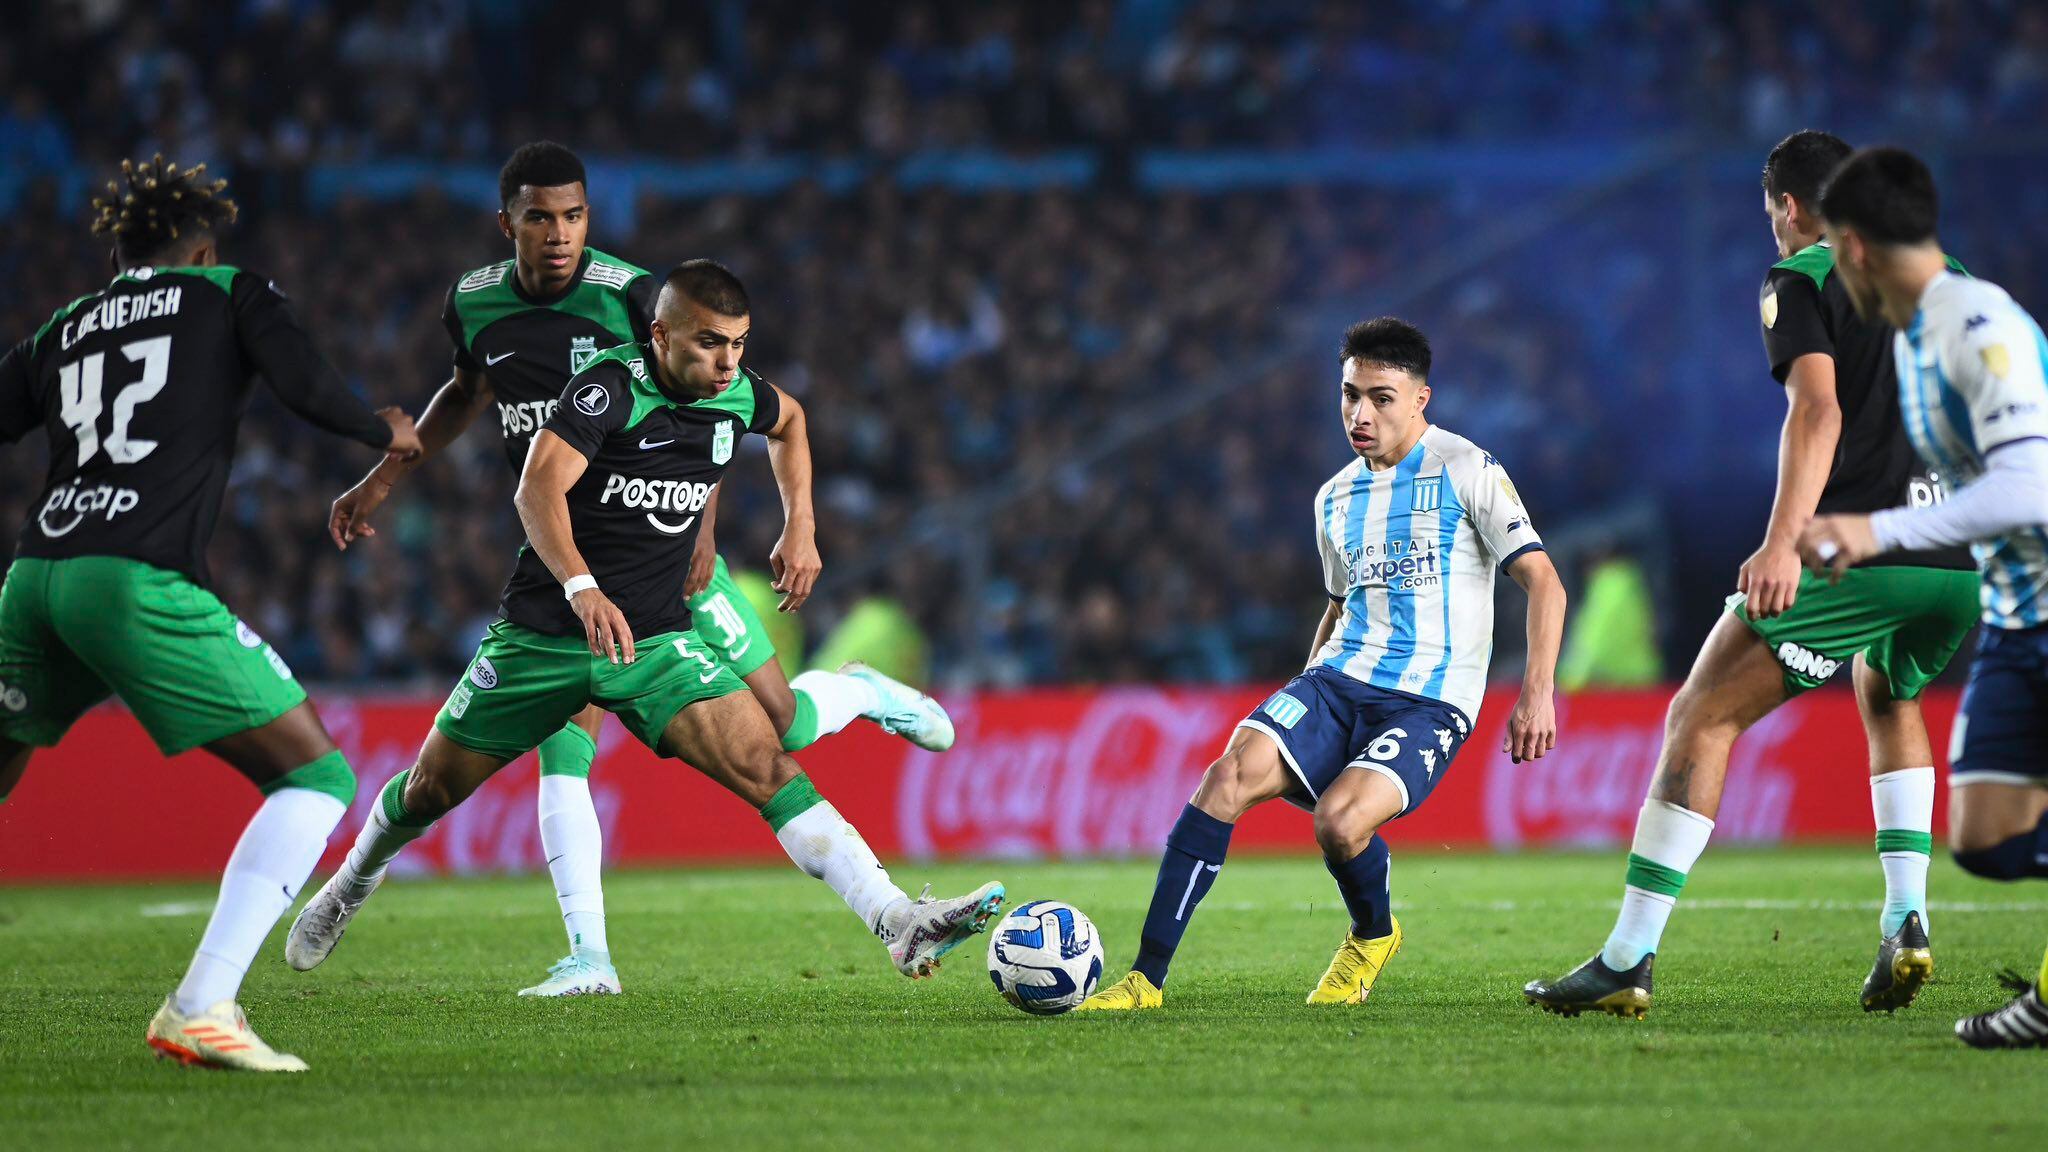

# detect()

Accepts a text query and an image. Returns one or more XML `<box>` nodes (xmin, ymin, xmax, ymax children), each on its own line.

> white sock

<box><xmin>174</xmin><ymin>788</ymin><xmax>346</xmax><ymax>1015</ymax></box>
<box><xmin>538</xmin><ymin>774</ymin><xmax>609</xmax><ymax>956</ymax></box>
<box><xmin>336</xmin><ymin>793</ymin><xmax>429</xmax><ymax>900</ymax></box>
<box><xmin>1601</xmin><ymin>799</ymin><xmax>1715</xmax><ymax>971</ymax></box>
<box><xmin>791</xmin><ymin>670</ymin><xmax>880</xmax><ymax>733</ymax></box>
<box><xmin>1872</xmin><ymin>766</ymin><xmax>1935</xmax><ymax>935</ymax></box>
<box><xmin>773</xmin><ymin>799</ymin><xmax>908</xmax><ymax>934</ymax></box>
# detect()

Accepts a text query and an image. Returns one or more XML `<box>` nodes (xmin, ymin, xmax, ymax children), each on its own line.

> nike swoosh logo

<box><xmin>697</xmin><ymin>668</ymin><xmax>721</xmax><ymax>684</ymax></box>
<box><xmin>486</xmin><ymin>351</ymin><xmax>516</xmax><ymax>365</ymax></box>
<box><xmin>639</xmin><ymin>438</ymin><xmax>674</xmax><ymax>450</ymax></box>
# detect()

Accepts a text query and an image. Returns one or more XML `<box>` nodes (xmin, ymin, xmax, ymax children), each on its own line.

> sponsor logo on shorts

<box><xmin>234</xmin><ymin>619</ymin><xmax>265</xmax><ymax>649</ymax></box>
<box><xmin>1262</xmin><ymin>691</ymin><xmax>1308</xmax><ymax>730</ymax></box>
<box><xmin>1774</xmin><ymin>641</ymin><xmax>1841</xmax><ymax>681</ymax></box>
<box><xmin>470</xmin><ymin>656</ymin><xmax>499</xmax><ymax>690</ymax></box>
<box><xmin>0</xmin><ymin>678</ymin><xmax>25</xmax><ymax>713</ymax></box>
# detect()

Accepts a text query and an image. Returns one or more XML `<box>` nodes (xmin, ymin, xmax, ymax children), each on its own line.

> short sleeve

<box><xmin>442</xmin><ymin>283</ymin><xmax>480</xmax><ymax>373</ymax></box>
<box><xmin>542</xmin><ymin>360</ymin><xmax>634</xmax><ymax>460</ymax></box>
<box><xmin>1761</xmin><ymin>268</ymin><xmax>1833</xmax><ymax>384</ymax></box>
<box><xmin>1956</xmin><ymin>308</ymin><xmax>2048</xmax><ymax>454</ymax></box>
<box><xmin>1316</xmin><ymin>482</ymin><xmax>1346</xmax><ymax>600</ymax></box>
<box><xmin>747</xmin><ymin>374</ymin><xmax>782</xmax><ymax>435</ymax></box>
<box><xmin>0</xmin><ymin>337</ymin><xmax>35</xmax><ymax>446</ymax></box>
<box><xmin>626</xmin><ymin>275</ymin><xmax>658</xmax><ymax>344</ymax></box>
<box><xmin>1459</xmin><ymin>450</ymin><xmax>1544</xmax><ymax>567</ymax></box>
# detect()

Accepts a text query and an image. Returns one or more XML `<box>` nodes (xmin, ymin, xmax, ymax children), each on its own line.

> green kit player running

<box><xmin>324</xmin><ymin>143</ymin><xmax>952</xmax><ymax>998</ymax></box>
<box><xmin>1525</xmin><ymin>131</ymin><xmax>1978</xmax><ymax>1020</ymax></box>
<box><xmin>290</xmin><ymin>261</ymin><xmax>1001</xmax><ymax>985</ymax></box>
<box><xmin>0</xmin><ymin>157</ymin><xmax>421</xmax><ymax>1071</ymax></box>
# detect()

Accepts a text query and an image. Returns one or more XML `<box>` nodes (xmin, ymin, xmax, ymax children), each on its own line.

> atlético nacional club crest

<box><xmin>712</xmin><ymin>419</ymin><xmax>735</xmax><ymax>465</ymax></box>
<box><xmin>570</xmin><ymin>335</ymin><xmax>598</xmax><ymax>374</ymax></box>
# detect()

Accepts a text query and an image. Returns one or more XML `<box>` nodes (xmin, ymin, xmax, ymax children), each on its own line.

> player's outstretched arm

<box><xmin>0</xmin><ymin>337</ymin><xmax>34</xmax><ymax>449</ymax></box>
<box><xmin>1738</xmin><ymin>353</ymin><xmax>1840</xmax><ymax>619</ymax></box>
<box><xmin>761</xmin><ymin>385</ymin><xmax>819</xmax><ymax>612</ymax></box>
<box><xmin>517</xmin><ymin>429</ymin><xmax>634</xmax><ymax>664</ymax></box>
<box><xmin>329</xmin><ymin>367</ymin><xmax>495</xmax><ymax>549</ymax></box>
<box><xmin>1503</xmin><ymin>549</ymin><xmax>1566</xmax><ymax>764</ymax></box>
<box><xmin>234</xmin><ymin>274</ymin><xmax>414</xmax><ymax>454</ymax></box>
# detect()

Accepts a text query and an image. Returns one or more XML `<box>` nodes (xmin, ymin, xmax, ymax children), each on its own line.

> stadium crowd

<box><xmin>4</xmin><ymin>1</ymin><xmax>2048</xmax><ymax>689</ymax></box>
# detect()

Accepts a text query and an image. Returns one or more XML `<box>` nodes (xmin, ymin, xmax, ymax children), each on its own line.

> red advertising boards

<box><xmin>0</xmin><ymin>686</ymin><xmax>1956</xmax><ymax>882</ymax></box>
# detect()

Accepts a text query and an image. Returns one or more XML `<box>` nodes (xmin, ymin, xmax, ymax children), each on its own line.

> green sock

<box><xmin>758</xmin><ymin>773</ymin><xmax>824</xmax><ymax>831</ymax></box>
<box><xmin>537</xmin><ymin>723</ymin><xmax>598</xmax><ymax>778</ymax></box>
<box><xmin>379</xmin><ymin>769</ymin><xmax>435</xmax><ymax>829</ymax></box>
<box><xmin>779</xmin><ymin>690</ymin><xmax>821</xmax><ymax>753</ymax></box>
<box><xmin>261</xmin><ymin>749</ymin><xmax>358</xmax><ymax>805</ymax></box>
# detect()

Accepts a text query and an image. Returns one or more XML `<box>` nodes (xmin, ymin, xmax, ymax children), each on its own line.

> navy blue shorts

<box><xmin>1237</xmin><ymin>664</ymin><xmax>1472</xmax><ymax>816</ymax></box>
<box><xmin>1951</xmin><ymin>623</ymin><xmax>2048</xmax><ymax>786</ymax></box>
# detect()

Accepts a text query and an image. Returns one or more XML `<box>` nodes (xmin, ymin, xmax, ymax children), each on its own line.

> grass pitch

<box><xmin>3</xmin><ymin>848</ymin><xmax>2045</xmax><ymax>1150</ymax></box>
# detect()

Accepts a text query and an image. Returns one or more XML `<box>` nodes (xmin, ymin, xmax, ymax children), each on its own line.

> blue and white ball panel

<box><xmin>987</xmin><ymin>899</ymin><xmax>1104</xmax><ymax>1016</ymax></box>
<box><xmin>1949</xmin><ymin>623</ymin><xmax>2048</xmax><ymax>786</ymax></box>
<box><xmin>1237</xmin><ymin>664</ymin><xmax>1471</xmax><ymax>816</ymax></box>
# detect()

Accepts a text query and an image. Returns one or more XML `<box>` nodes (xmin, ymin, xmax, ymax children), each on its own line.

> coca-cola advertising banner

<box><xmin>0</xmin><ymin>686</ymin><xmax>1956</xmax><ymax>882</ymax></box>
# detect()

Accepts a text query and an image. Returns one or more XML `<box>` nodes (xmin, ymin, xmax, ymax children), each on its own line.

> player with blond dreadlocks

<box><xmin>0</xmin><ymin>156</ymin><xmax>421</xmax><ymax>1071</ymax></box>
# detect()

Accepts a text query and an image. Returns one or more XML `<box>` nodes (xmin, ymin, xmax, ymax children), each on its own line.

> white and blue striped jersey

<box><xmin>1312</xmin><ymin>425</ymin><xmax>1544</xmax><ymax>721</ymax></box>
<box><xmin>1895</xmin><ymin>271</ymin><xmax>2048</xmax><ymax>629</ymax></box>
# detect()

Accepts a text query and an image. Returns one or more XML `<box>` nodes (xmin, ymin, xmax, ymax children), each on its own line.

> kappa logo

<box><xmin>470</xmin><ymin>656</ymin><xmax>500</xmax><ymax>690</ymax></box>
<box><xmin>574</xmin><ymin>382</ymin><xmax>610</xmax><ymax>417</ymax></box>
<box><xmin>1262</xmin><ymin>691</ymin><xmax>1309</xmax><ymax>730</ymax></box>
<box><xmin>1436</xmin><ymin>727</ymin><xmax>1454</xmax><ymax>756</ymax></box>
<box><xmin>1775</xmin><ymin>641</ymin><xmax>1841</xmax><ymax>682</ymax></box>
<box><xmin>234</xmin><ymin>619</ymin><xmax>265</xmax><ymax>649</ymax></box>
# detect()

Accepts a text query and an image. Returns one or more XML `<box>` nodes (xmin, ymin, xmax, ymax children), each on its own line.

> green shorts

<box><xmin>435</xmin><ymin>618</ymin><xmax>749</xmax><ymax>761</ymax></box>
<box><xmin>0</xmin><ymin>556</ymin><xmax>307</xmax><ymax>755</ymax></box>
<box><xmin>687</xmin><ymin>555</ymin><xmax>776</xmax><ymax>679</ymax></box>
<box><xmin>1726</xmin><ymin>565</ymin><xmax>1979</xmax><ymax>698</ymax></box>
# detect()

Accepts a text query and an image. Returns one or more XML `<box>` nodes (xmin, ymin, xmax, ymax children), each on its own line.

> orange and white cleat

<box><xmin>146</xmin><ymin>997</ymin><xmax>309</xmax><ymax>1072</ymax></box>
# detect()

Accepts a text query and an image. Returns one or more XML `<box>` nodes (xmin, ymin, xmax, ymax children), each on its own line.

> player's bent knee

<box><xmin>1192</xmin><ymin>751</ymin><xmax>1268</xmax><ymax>819</ymax></box>
<box><xmin>1312</xmin><ymin>806</ymin><xmax>1376</xmax><ymax>861</ymax></box>
<box><xmin>1951</xmin><ymin>841</ymin><xmax>2030</xmax><ymax>881</ymax></box>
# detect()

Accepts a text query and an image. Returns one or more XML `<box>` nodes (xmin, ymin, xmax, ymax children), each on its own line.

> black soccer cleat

<box><xmin>1523</xmin><ymin>953</ymin><xmax>1653</xmax><ymax>1020</ymax></box>
<box><xmin>1955</xmin><ymin>970</ymin><xmax>2048</xmax><ymax>1049</ymax></box>
<box><xmin>1861</xmin><ymin>910</ymin><xmax>1934</xmax><ymax>1013</ymax></box>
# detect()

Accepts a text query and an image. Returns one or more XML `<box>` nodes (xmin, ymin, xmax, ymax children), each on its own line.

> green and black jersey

<box><xmin>1759</xmin><ymin>243</ymin><xmax>1972</xmax><ymax>571</ymax></box>
<box><xmin>498</xmin><ymin>344</ymin><xmax>781</xmax><ymax>638</ymax></box>
<box><xmin>0</xmin><ymin>266</ymin><xmax>392</xmax><ymax>584</ymax></box>
<box><xmin>440</xmin><ymin>247</ymin><xmax>656</xmax><ymax>473</ymax></box>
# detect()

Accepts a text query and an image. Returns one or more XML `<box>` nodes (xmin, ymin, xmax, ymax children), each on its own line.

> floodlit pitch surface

<box><xmin>3</xmin><ymin>849</ymin><xmax>2045</xmax><ymax>1149</ymax></box>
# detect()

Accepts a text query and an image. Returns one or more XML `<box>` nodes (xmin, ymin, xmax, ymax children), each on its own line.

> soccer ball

<box><xmin>986</xmin><ymin>900</ymin><xmax>1104</xmax><ymax>1015</ymax></box>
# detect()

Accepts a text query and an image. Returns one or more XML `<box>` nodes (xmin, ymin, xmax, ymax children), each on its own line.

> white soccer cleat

<box><xmin>517</xmin><ymin>954</ymin><xmax>622</xmax><ymax>998</ymax></box>
<box><xmin>284</xmin><ymin>872</ymin><xmax>379</xmax><ymax>972</ymax></box>
<box><xmin>840</xmin><ymin>662</ymin><xmax>956</xmax><ymax>752</ymax></box>
<box><xmin>882</xmin><ymin>881</ymin><xmax>1005</xmax><ymax>979</ymax></box>
<box><xmin>146</xmin><ymin>997</ymin><xmax>308</xmax><ymax>1072</ymax></box>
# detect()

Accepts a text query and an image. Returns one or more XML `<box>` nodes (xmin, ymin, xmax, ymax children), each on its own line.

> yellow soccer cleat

<box><xmin>1307</xmin><ymin>916</ymin><xmax>1403</xmax><ymax>1005</ymax></box>
<box><xmin>1075</xmin><ymin>970</ymin><xmax>1163</xmax><ymax>1012</ymax></box>
<box><xmin>146</xmin><ymin>997</ymin><xmax>309</xmax><ymax>1073</ymax></box>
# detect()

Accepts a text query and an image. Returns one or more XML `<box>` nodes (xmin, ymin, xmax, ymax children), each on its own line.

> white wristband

<box><xmin>562</xmin><ymin>574</ymin><xmax>599</xmax><ymax>600</ymax></box>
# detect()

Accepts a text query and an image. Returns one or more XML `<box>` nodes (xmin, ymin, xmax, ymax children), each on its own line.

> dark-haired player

<box><xmin>0</xmin><ymin>157</ymin><xmax>420</xmax><ymax>1070</ymax></box>
<box><xmin>323</xmin><ymin>143</ymin><xmax>952</xmax><ymax>998</ymax></box>
<box><xmin>1080</xmin><ymin>318</ymin><xmax>1565</xmax><ymax>1011</ymax></box>
<box><xmin>290</xmin><ymin>261</ymin><xmax>1002</xmax><ymax>985</ymax></box>
<box><xmin>1799</xmin><ymin>146</ymin><xmax>2048</xmax><ymax>1048</ymax></box>
<box><xmin>1525</xmin><ymin>131</ymin><xmax>1978</xmax><ymax>1020</ymax></box>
